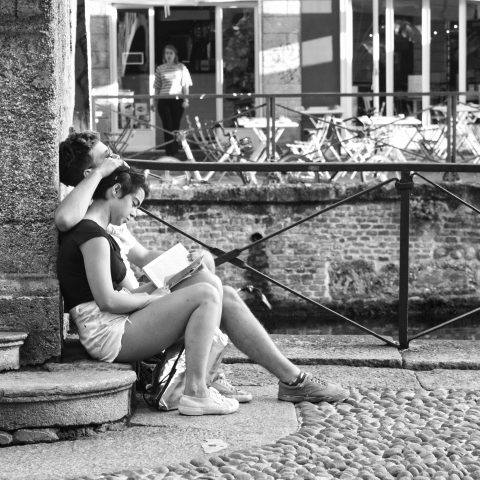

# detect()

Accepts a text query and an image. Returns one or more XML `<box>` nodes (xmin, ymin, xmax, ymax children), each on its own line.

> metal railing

<box><xmin>125</xmin><ymin>159</ymin><xmax>480</xmax><ymax>349</ymax></box>
<box><xmin>92</xmin><ymin>91</ymin><xmax>480</xmax><ymax>175</ymax></box>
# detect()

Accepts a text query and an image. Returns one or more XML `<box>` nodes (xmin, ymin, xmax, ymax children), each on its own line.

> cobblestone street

<box><xmin>73</xmin><ymin>387</ymin><xmax>480</xmax><ymax>480</ymax></box>
<box><xmin>3</xmin><ymin>338</ymin><xmax>480</xmax><ymax>480</ymax></box>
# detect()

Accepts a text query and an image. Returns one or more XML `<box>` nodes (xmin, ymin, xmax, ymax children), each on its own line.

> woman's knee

<box><xmin>209</xmin><ymin>273</ymin><xmax>223</xmax><ymax>292</ymax></box>
<box><xmin>222</xmin><ymin>285</ymin><xmax>241</xmax><ymax>308</ymax></box>
<box><xmin>201</xmin><ymin>250</ymin><xmax>216</xmax><ymax>273</ymax></box>
<box><xmin>190</xmin><ymin>282</ymin><xmax>222</xmax><ymax>306</ymax></box>
<box><xmin>196</xmin><ymin>270</ymin><xmax>223</xmax><ymax>294</ymax></box>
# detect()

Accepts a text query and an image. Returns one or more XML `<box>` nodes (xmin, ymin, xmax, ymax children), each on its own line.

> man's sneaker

<box><xmin>278</xmin><ymin>373</ymin><xmax>349</xmax><ymax>403</ymax></box>
<box><xmin>211</xmin><ymin>373</ymin><xmax>253</xmax><ymax>403</ymax></box>
<box><xmin>178</xmin><ymin>387</ymin><xmax>239</xmax><ymax>416</ymax></box>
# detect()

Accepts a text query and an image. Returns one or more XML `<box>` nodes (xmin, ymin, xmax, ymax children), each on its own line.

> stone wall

<box><xmin>0</xmin><ymin>0</ymin><xmax>76</xmax><ymax>364</ymax></box>
<box><xmin>131</xmin><ymin>182</ymin><xmax>480</xmax><ymax>331</ymax></box>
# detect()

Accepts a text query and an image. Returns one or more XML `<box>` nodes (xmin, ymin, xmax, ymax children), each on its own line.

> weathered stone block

<box><xmin>0</xmin><ymin>0</ymin><xmax>15</xmax><ymax>15</ymax></box>
<box><xmin>0</xmin><ymin>275</ymin><xmax>58</xmax><ymax>297</ymax></box>
<box><xmin>0</xmin><ymin>224</ymin><xmax>57</xmax><ymax>275</ymax></box>
<box><xmin>0</xmin><ymin>331</ymin><xmax>28</xmax><ymax>371</ymax></box>
<box><xmin>402</xmin><ymin>340</ymin><xmax>480</xmax><ymax>370</ymax></box>
<box><xmin>0</xmin><ymin>296</ymin><xmax>61</xmax><ymax>365</ymax></box>
<box><xmin>0</xmin><ymin>431</ymin><xmax>13</xmax><ymax>446</ymax></box>
<box><xmin>224</xmin><ymin>335</ymin><xmax>402</xmax><ymax>367</ymax></box>
<box><xmin>0</xmin><ymin>368</ymin><xmax>136</xmax><ymax>430</ymax></box>
<box><xmin>18</xmin><ymin>0</ymin><xmax>43</xmax><ymax>16</ymax></box>
<box><xmin>0</xmin><ymin>0</ymin><xmax>75</xmax><ymax>367</ymax></box>
<box><xmin>13</xmin><ymin>428</ymin><xmax>59</xmax><ymax>444</ymax></box>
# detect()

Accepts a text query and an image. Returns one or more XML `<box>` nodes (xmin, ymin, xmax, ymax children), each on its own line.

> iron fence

<box><xmin>92</xmin><ymin>91</ymin><xmax>480</xmax><ymax>176</ymax></box>
<box><xmin>125</xmin><ymin>159</ymin><xmax>480</xmax><ymax>350</ymax></box>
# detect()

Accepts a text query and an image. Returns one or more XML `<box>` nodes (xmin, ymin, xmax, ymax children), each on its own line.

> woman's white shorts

<box><xmin>69</xmin><ymin>301</ymin><xmax>131</xmax><ymax>362</ymax></box>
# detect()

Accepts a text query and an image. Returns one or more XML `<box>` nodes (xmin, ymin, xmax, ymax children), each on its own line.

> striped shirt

<box><xmin>154</xmin><ymin>63</ymin><xmax>192</xmax><ymax>96</ymax></box>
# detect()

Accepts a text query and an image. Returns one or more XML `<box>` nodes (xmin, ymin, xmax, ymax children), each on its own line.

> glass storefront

<box><xmin>349</xmin><ymin>0</ymin><xmax>480</xmax><ymax>117</ymax></box>
<box><xmin>222</xmin><ymin>8</ymin><xmax>255</xmax><ymax>123</ymax></box>
<box><xmin>117</xmin><ymin>9</ymin><xmax>151</xmax><ymax>130</ymax></box>
<box><xmin>92</xmin><ymin>0</ymin><xmax>480</xmax><ymax>151</ymax></box>
<box><xmin>430</xmin><ymin>2</ymin><xmax>458</xmax><ymax>94</ymax></box>
<box><xmin>152</xmin><ymin>6</ymin><xmax>217</xmax><ymax>144</ymax></box>
<box><xmin>467</xmin><ymin>1</ymin><xmax>480</xmax><ymax>100</ymax></box>
<box><xmin>107</xmin><ymin>3</ymin><xmax>257</xmax><ymax>149</ymax></box>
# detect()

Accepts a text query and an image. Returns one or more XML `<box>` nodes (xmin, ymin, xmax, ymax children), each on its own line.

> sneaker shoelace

<box><xmin>209</xmin><ymin>386</ymin><xmax>229</xmax><ymax>405</ymax></box>
<box><xmin>214</xmin><ymin>375</ymin><xmax>239</xmax><ymax>393</ymax></box>
<box><xmin>305</xmin><ymin>374</ymin><xmax>328</xmax><ymax>388</ymax></box>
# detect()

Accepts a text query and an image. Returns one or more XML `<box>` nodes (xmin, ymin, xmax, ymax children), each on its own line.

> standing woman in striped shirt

<box><xmin>154</xmin><ymin>44</ymin><xmax>193</xmax><ymax>157</ymax></box>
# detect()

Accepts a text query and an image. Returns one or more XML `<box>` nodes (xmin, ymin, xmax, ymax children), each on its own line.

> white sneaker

<box><xmin>211</xmin><ymin>373</ymin><xmax>253</xmax><ymax>403</ymax></box>
<box><xmin>178</xmin><ymin>387</ymin><xmax>239</xmax><ymax>416</ymax></box>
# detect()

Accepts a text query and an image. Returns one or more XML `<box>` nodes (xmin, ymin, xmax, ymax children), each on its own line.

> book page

<box><xmin>142</xmin><ymin>243</ymin><xmax>191</xmax><ymax>288</ymax></box>
<box><xmin>165</xmin><ymin>254</ymin><xmax>204</xmax><ymax>289</ymax></box>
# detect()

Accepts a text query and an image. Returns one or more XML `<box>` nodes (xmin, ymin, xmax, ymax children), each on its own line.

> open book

<box><xmin>142</xmin><ymin>243</ymin><xmax>204</xmax><ymax>290</ymax></box>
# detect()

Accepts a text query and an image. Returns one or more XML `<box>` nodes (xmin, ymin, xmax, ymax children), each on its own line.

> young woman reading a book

<box><xmin>57</xmin><ymin>165</ymin><xmax>239</xmax><ymax>415</ymax></box>
<box><xmin>57</xmin><ymin>130</ymin><xmax>252</xmax><ymax>404</ymax></box>
<box><xmin>56</xmin><ymin>131</ymin><xmax>349</xmax><ymax>407</ymax></box>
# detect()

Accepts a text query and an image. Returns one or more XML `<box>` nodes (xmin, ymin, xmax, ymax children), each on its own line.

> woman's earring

<box><xmin>112</xmin><ymin>183</ymin><xmax>121</xmax><ymax>197</ymax></box>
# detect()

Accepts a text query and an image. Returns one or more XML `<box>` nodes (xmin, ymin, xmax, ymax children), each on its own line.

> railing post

<box><xmin>270</xmin><ymin>95</ymin><xmax>276</xmax><ymax>160</ymax></box>
<box><xmin>90</xmin><ymin>96</ymin><xmax>96</xmax><ymax>131</ymax></box>
<box><xmin>446</xmin><ymin>93</ymin><xmax>452</xmax><ymax>163</ymax></box>
<box><xmin>451</xmin><ymin>95</ymin><xmax>457</xmax><ymax>164</ymax></box>
<box><xmin>443</xmin><ymin>92</ymin><xmax>459</xmax><ymax>181</ymax></box>
<box><xmin>266</xmin><ymin>95</ymin><xmax>271</xmax><ymax>160</ymax></box>
<box><xmin>396</xmin><ymin>170</ymin><xmax>413</xmax><ymax>349</ymax></box>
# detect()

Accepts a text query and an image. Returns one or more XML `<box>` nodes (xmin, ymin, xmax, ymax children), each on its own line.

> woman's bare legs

<box><xmin>220</xmin><ymin>286</ymin><xmax>300</xmax><ymax>384</ymax></box>
<box><xmin>116</xmin><ymin>282</ymin><xmax>221</xmax><ymax>397</ymax></box>
<box><xmin>150</xmin><ymin>261</ymin><xmax>347</xmax><ymax>402</ymax></box>
<box><xmin>172</xmin><ymin>267</ymin><xmax>223</xmax><ymax>298</ymax></box>
<box><xmin>173</xmin><ymin>268</ymin><xmax>300</xmax><ymax>384</ymax></box>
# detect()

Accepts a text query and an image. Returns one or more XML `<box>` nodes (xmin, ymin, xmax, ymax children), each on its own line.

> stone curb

<box><xmin>225</xmin><ymin>335</ymin><xmax>480</xmax><ymax>370</ymax></box>
<box><xmin>402</xmin><ymin>339</ymin><xmax>480</xmax><ymax>370</ymax></box>
<box><xmin>0</xmin><ymin>331</ymin><xmax>28</xmax><ymax>372</ymax></box>
<box><xmin>0</xmin><ymin>364</ymin><xmax>136</xmax><ymax>432</ymax></box>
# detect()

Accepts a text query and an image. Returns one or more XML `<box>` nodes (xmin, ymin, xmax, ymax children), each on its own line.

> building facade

<box><xmin>81</xmin><ymin>0</ymin><xmax>480</xmax><ymax>150</ymax></box>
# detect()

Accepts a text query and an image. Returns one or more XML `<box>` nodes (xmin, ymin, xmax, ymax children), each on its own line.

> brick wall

<box><xmin>130</xmin><ymin>182</ymin><xmax>480</xmax><ymax>331</ymax></box>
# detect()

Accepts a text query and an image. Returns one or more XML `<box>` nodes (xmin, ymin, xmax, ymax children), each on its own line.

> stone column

<box><xmin>0</xmin><ymin>0</ymin><xmax>76</xmax><ymax>364</ymax></box>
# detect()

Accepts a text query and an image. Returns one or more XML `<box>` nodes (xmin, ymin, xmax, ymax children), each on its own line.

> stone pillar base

<box><xmin>0</xmin><ymin>331</ymin><xmax>28</xmax><ymax>371</ymax></box>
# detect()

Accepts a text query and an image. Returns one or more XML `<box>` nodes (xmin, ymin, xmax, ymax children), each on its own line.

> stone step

<box><xmin>0</xmin><ymin>362</ymin><xmax>136</xmax><ymax>432</ymax></box>
<box><xmin>224</xmin><ymin>335</ymin><xmax>480</xmax><ymax>370</ymax></box>
<box><xmin>223</xmin><ymin>334</ymin><xmax>403</xmax><ymax>367</ymax></box>
<box><xmin>0</xmin><ymin>331</ymin><xmax>28</xmax><ymax>372</ymax></box>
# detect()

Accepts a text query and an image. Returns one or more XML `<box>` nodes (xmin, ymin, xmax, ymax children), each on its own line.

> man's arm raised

<box><xmin>55</xmin><ymin>157</ymin><xmax>126</xmax><ymax>232</ymax></box>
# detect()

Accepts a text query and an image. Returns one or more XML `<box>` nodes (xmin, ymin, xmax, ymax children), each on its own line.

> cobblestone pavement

<box><xmin>74</xmin><ymin>386</ymin><xmax>480</xmax><ymax>480</ymax></box>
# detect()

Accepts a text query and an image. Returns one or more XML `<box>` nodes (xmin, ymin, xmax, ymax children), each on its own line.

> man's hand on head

<box><xmin>96</xmin><ymin>156</ymin><xmax>129</xmax><ymax>178</ymax></box>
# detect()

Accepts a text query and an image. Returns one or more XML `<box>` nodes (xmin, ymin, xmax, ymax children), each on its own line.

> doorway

<box><xmin>114</xmin><ymin>3</ymin><xmax>257</xmax><ymax>153</ymax></box>
<box><xmin>115</xmin><ymin>8</ymin><xmax>155</xmax><ymax>152</ymax></box>
<box><xmin>154</xmin><ymin>6</ymin><xmax>217</xmax><ymax>147</ymax></box>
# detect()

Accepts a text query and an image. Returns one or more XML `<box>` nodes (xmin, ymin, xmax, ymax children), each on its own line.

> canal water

<box><xmin>269</xmin><ymin>312</ymin><xmax>480</xmax><ymax>340</ymax></box>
